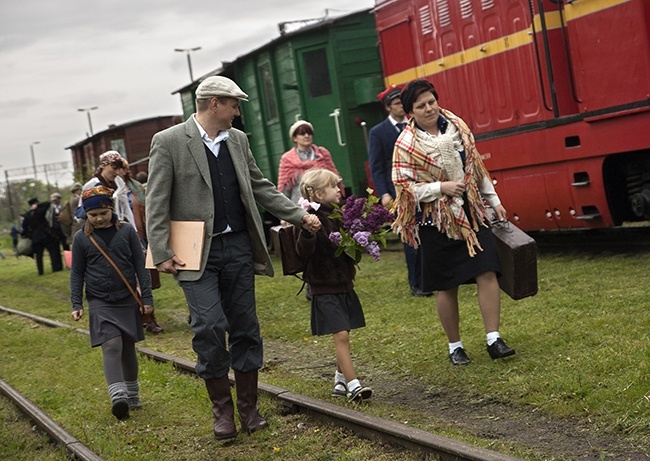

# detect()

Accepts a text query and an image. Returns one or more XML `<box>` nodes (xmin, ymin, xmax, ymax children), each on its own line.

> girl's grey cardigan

<box><xmin>70</xmin><ymin>224</ymin><xmax>153</xmax><ymax>311</ymax></box>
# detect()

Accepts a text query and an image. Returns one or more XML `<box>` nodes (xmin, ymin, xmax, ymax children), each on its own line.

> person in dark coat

<box><xmin>296</xmin><ymin>169</ymin><xmax>372</xmax><ymax>403</ymax></box>
<box><xmin>368</xmin><ymin>86</ymin><xmax>429</xmax><ymax>297</ymax></box>
<box><xmin>21</xmin><ymin>197</ymin><xmax>63</xmax><ymax>275</ymax></box>
<box><xmin>10</xmin><ymin>223</ymin><xmax>20</xmax><ymax>254</ymax></box>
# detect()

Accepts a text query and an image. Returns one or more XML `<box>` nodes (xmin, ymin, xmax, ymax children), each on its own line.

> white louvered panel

<box><xmin>436</xmin><ymin>0</ymin><xmax>451</xmax><ymax>28</ymax></box>
<box><xmin>481</xmin><ymin>0</ymin><xmax>495</xmax><ymax>10</ymax></box>
<box><xmin>460</xmin><ymin>0</ymin><xmax>473</xmax><ymax>19</ymax></box>
<box><xmin>419</xmin><ymin>5</ymin><xmax>433</xmax><ymax>35</ymax></box>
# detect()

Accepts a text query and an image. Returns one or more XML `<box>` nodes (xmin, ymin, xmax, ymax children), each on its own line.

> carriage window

<box><xmin>259</xmin><ymin>62</ymin><xmax>278</xmax><ymax>120</ymax></box>
<box><xmin>303</xmin><ymin>48</ymin><xmax>332</xmax><ymax>98</ymax></box>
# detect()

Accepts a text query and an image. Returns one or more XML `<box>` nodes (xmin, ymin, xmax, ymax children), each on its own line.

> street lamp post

<box><xmin>78</xmin><ymin>106</ymin><xmax>98</xmax><ymax>137</ymax></box>
<box><xmin>175</xmin><ymin>47</ymin><xmax>202</xmax><ymax>82</ymax></box>
<box><xmin>29</xmin><ymin>141</ymin><xmax>40</xmax><ymax>179</ymax></box>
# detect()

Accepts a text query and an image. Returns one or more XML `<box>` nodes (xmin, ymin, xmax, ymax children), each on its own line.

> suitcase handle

<box><xmin>490</xmin><ymin>219</ymin><xmax>511</xmax><ymax>232</ymax></box>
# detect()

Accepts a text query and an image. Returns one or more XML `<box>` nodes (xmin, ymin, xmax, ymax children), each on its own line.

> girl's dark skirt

<box><xmin>87</xmin><ymin>296</ymin><xmax>144</xmax><ymax>347</ymax></box>
<box><xmin>420</xmin><ymin>222</ymin><xmax>500</xmax><ymax>292</ymax></box>
<box><xmin>311</xmin><ymin>290</ymin><xmax>365</xmax><ymax>336</ymax></box>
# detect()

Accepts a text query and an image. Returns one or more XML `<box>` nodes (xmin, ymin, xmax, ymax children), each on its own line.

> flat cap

<box><xmin>28</xmin><ymin>197</ymin><xmax>39</xmax><ymax>205</ymax></box>
<box><xmin>50</xmin><ymin>192</ymin><xmax>62</xmax><ymax>201</ymax></box>
<box><xmin>196</xmin><ymin>76</ymin><xmax>248</xmax><ymax>101</ymax></box>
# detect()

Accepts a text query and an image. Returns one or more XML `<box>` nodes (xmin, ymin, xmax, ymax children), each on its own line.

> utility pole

<box><xmin>29</xmin><ymin>141</ymin><xmax>40</xmax><ymax>179</ymax></box>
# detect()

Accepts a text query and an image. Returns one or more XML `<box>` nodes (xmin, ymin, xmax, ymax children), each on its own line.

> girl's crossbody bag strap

<box><xmin>87</xmin><ymin>234</ymin><xmax>144</xmax><ymax>309</ymax></box>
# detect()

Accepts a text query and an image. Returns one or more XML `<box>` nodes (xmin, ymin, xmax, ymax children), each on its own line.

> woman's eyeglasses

<box><xmin>295</xmin><ymin>128</ymin><xmax>313</xmax><ymax>136</ymax></box>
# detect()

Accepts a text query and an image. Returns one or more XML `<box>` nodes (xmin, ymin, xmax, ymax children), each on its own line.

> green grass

<box><xmin>0</xmin><ymin>234</ymin><xmax>649</xmax><ymax>459</ymax></box>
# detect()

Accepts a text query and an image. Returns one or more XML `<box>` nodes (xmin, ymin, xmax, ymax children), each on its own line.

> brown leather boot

<box><xmin>234</xmin><ymin>370</ymin><xmax>268</xmax><ymax>434</ymax></box>
<box><xmin>204</xmin><ymin>377</ymin><xmax>238</xmax><ymax>440</ymax></box>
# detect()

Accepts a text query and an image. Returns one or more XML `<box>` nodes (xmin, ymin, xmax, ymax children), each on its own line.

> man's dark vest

<box><xmin>204</xmin><ymin>142</ymin><xmax>246</xmax><ymax>234</ymax></box>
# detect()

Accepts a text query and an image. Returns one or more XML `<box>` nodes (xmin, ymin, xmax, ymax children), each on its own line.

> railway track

<box><xmin>531</xmin><ymin>226</ymin><xmax>650</xmax><ymax>252</ymax></box>
<box><xmin>0</xmin><ymin>304</ymin><xmax>522</xmax><ymax>461</ymax></box>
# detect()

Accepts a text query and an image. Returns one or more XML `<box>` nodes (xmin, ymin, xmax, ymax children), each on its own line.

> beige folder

<box><xmin>145</xmin><ymin>221</ymin><xmax>205</xmax><ymax>270</ymax></box>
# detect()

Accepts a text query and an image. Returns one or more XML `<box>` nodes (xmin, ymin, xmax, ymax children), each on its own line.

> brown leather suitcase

<box><xmin>491</xmin><ymin>221</ymin><xmax>538</xmax><ymax>300</ymax></box>
<box><xmin>270</xmin><ymin>224</ymin><xmax>303</xmax><ymax>276</ymax></box>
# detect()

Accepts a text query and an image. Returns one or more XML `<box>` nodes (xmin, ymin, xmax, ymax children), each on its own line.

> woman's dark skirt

<box><xmin>87</xmin><ymin>296</ymin><xmax>144</xmax><ymax>347</ymax></box>
<box><xmin>311</xmin><ymin>290</ymin><xmax>365</xmax><ymax>336</ymax></box>
<box><xmin>420</xmin><ymin>222</ymin><xmax>500</xmax><ymax>292</ymax></box>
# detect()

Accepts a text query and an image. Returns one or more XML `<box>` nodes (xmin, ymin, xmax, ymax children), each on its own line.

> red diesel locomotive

<box><xmin>374</xmin><ymin>0</ymin><xmax>650</xmax><ymax>231</ymax></box>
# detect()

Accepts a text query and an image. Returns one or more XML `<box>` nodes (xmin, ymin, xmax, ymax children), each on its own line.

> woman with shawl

<box><xmin>277</xmin><ymin>120</ymin><xmax>343</xmax><ymax>205</ymax></box>
<box><xmin>391</xmin><ymin>79</ymin><xmax>516</xmax><ymax>366</ymax></box>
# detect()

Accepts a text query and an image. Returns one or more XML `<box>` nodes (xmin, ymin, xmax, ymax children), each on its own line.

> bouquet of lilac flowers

<box><xmin>328</xmin><ymin>189</ymin><xmax>394</xmax><ymax>264</ymax></box>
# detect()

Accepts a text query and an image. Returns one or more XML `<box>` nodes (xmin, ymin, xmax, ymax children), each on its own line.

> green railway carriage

<box><xmin>174</xmin><ymin>8</ymin><xmax>385</xmax><ymax>197</ymax></box>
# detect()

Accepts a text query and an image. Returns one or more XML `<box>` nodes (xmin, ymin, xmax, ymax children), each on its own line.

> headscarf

<box><xmin>99</xmin><ymin>151</ymin><xmax>122</xmax><ymax>166</ymax></box>
<box><xmin>82</xmin><ymin>185</ymin><xmax>114</xmax><ymax>211</ymax></box>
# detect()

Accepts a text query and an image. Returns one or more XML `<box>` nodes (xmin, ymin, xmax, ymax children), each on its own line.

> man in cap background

<box><xmin>146</xmin><ymin>75</ymin><xmax>320</xmax><ymax>440</ymax></box>
<box><xmin>46</xmin><ymin>191</ymin><xmax>69</xmax><ymax>252</ymax></box>
<box><xmin>368</xmin><ymin>85</ymin><xmax>430</xmax><ymax>297</ymax></box>
<box><xmin>21</xmin><ymin>197</ymin><xmax>63</xmax><ymax>275</ymax></box>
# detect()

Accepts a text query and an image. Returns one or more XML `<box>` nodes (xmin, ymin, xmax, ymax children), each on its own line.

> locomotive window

<box><xmin>303</xmin><ymin>48</ymin><xmax>332</xmax><ymax>98</ymax></box>
<box><xmin>259</xmin><ymin>62</ymin><xmax>278</xmax><ymax>120</ymax></box>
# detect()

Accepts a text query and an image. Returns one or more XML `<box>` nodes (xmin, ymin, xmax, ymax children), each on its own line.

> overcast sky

<box><xmin>0</xmin><ymin>0</ymin><xmax>375</xmax><ymax>187</ymax></box>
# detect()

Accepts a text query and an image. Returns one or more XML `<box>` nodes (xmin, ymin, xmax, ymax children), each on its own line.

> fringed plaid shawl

<box><xmin>391</xmin><ymin>109</ymin><xmax>492</xmax><ymax>257</ymax></box>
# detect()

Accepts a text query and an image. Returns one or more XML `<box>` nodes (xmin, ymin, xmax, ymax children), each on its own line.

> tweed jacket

<box><xmin>368</xmin><ymin>117</ymin><xmax>401</xmax><ymax>198</ymax></box>
<box><xmin>146</xmin><ymin>116</ymin><xmax>308</xmax><ymax>281</ymax></box>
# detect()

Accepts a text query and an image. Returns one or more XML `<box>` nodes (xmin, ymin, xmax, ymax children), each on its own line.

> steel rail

<box><xmin>0</xmin><ymin>378</ymin><xmax>104</xmax><ymax>461</ymax></box>
<box><xmin>0</xmin><ymin>305</ymin><xmax>523</xmax><ymax>461</ymax></box>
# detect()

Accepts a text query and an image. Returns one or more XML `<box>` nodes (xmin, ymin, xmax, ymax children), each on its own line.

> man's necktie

<box><xmin>396</xmin><ymin>122</ymin><xmax>406</xmax><ymax>132</ymax></box>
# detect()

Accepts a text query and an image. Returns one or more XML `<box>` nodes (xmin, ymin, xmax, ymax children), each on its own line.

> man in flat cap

<box><xmin>368</xmin><ymin>86</ymin><xmax>430</xmax><ymax>297</ymax></box>
<box><xmin>146</xmin><ymin>75</ymin><xmax>320</xmax><ymax>440</ymax></box>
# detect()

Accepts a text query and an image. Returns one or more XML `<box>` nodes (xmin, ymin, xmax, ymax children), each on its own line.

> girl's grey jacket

<box><xmin>70</xmin><ymin>223</ymin><xmax>153</xmax><ymax>311</ymax></box>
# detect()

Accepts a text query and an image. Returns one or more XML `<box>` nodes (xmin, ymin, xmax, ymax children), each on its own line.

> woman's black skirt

<box><xmin>419</xmin><ymin>222</ymin><xmax>500</xmax><ymax>292</ymax></box>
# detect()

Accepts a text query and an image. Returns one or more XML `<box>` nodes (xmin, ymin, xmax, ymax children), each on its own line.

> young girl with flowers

<box><xmin>296</xmin><ymin>169</ymin><xmax>372</xmax><ymax>402</ymax></box>
<box><xmin>70</xmin><ymin>185</ymin><xmax>153</xmax><ymax>420</ymax></box>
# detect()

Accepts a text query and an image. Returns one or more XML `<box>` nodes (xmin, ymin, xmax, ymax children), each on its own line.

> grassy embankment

<box><xmin>0</xmin><ymin>234</ymin><xmax>648</xmax><ymax>460</ymax></box>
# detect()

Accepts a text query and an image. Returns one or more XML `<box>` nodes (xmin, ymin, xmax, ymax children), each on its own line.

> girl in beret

<box><xmin>70</xmin><ymin>185</ymin><xmax>153</xmax><ymax>420</ymax></box>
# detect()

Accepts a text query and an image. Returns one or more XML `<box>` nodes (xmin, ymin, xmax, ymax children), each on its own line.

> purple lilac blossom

<box><xmin>329</xmin><ymin>232</ymin><xmax>342</xmax><ymax>245</ymax></box>
<box><xmin>366</xmin><ymin>241</ymin><xmax>381</xmax><ymax>261</ymax></box>
<box><xmin>353</xmin><ymin>231</ymin><xmax>371</xmax><ymax>248</ymax></box>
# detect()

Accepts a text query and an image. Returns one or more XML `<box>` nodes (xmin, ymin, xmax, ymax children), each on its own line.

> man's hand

<box><xmin>72</xmin><ymin>309</ymin><xmax>83</xmax><ymax>321</ymax></box>
<box><xmin>156</xmin><ymin>256</ymin><xmax>186</xmax><ymax>275</ymax></box>
<box><xmin>300</xmin><ymin>214</ymin><xmax>321</xmax><ymax>234</ymax></box>
<box><xmin>141</xmin><ymin>304</ymin><xmax>154</xmax><ymax>315</ymax></box>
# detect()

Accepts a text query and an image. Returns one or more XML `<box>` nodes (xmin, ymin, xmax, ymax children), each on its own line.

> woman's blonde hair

<box><xmin>299</xmin><ymin>169</ymin><xmax>341</xmax><ymax>202</ymax></box>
